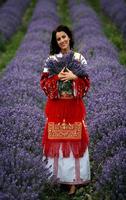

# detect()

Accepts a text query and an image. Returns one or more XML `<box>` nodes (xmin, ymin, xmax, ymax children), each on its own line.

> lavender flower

<box><xmin>45</xmin><ymin>50</ymin><xmax>88</xmax><ymax>77</ymax></box>
<box><xmin>100</xmin><ymin>0</ymin><xmax>126</xmax><ymax>40</ymax></box>
<box><xmin>93</xmin><ymin>127</ymin><xmax>126</xmax><ymax>173</ymax></box>
<box><xmin>68</xmin><ymin>1</ymin><xmax>126</xmax><ymax>199</ymax></box>
<box><xmin>0</xmin><ymin>104</ymin><xmax>45</xmax><ymax>155</ymax></box>
<box><xmin>0</xmin><ymin>147</ymin><xmax>51</xmax><ymax>200</ymax></box>
<box><xmin>95</xmin><ymin>148</ymin><xmax>126</xmax><ymax>200</ymax></box>
<box><xmin>0</xmin><ymin>0</ymin><xmax>59</xmax><ymax>198</ymax></box>
<box><xmin>0</xmin><ymin>0</ymin><xmax>30</xmax><ymax>41</ymax></box>
<box><xmin>0</xmin><ymin>68</ymin><xmax>45</xmax><ymax>108</ymax></box>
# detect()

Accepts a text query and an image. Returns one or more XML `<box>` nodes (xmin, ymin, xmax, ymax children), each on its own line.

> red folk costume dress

<box><xmin>40</xmin><ymin>51</ymin><xmax>91</xmax><ymax>185</ymax></box>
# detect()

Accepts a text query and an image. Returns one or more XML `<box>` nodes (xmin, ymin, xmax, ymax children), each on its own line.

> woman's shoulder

<box><xmin>43</xmin><ymin>54</ymin><xmax>60</xmax><ymax>71</ymax></box>
<box><xmin>73</xmin><ymin>51</ymin><xmax>87</xmax><ymax>64</ymax></box>
<box><xmin>45</xmin><ymin>53</ymin><xmax>62</xmax><ymax>62</ymax></box>
<box><xmin>45</xmin><ymin>54</ymin><xmax>57</xmax><ymax>62</ymax></box>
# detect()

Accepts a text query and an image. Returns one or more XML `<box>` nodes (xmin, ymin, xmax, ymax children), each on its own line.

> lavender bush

<box><xmin>0</xmin><ymin>0</ymin><xmax>59</xmax><ymax>198</ymax></box>
<box><xmin>101</xmin><ymin>0</ymin><xmax>126</xmax><ymax>40</ymax></box>
<box><xmin>0</xmin><ymin>104</ymin><xmax>45</xmax><ymax>154</ymax></box>
<box><xmin>96</xmin><ymin>148</ymin><xmax>126</xmax><ymax>200</ymax></box>
<box><xmin>68</xmin><ymin>0</ymin><xmax>126</xmax><ymax>142</ymax></box>
<box><xmin>93</xmin><ymin>127</ymin><xmax>126</xmax><ymax>173</ymax></box>
<box><xmin>0</xmin><ymin>147</ymin><xmax>51</xmax><ymax>200</ymax></box>
<box><xmin>68</xmin><ymin>0</ymin><xmax>126</xmax><ymax>198</ymax></box>
<box><xmin>0</xmin><ymin>0</ymin><xmax>31</xmax><ymax>41</ymax></box>
<box><xmin>0</xmin><ymin>68</ymin><xmax>45</xmax><ymax>108</ymax></box>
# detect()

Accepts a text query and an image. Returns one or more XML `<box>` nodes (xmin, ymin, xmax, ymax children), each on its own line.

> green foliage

<box><xmin>0</xmin><ymin>0</ymin><xmax>7</xmax><ymax>6</ymax></box>
<box><xmin>40</xmin><ymin>182</ymin><xmax>71</xmax><ymax>200</ymax></box>
<box><xmin>84</xmin><ymin>0</ymin><xmax>100</xmax><ymax>13</ymax></box>
<box><xmin>57</xmin><ymin>0</ymin><xmax>72</xmax><ymax>28</ymax></box>
<box><xmin>41</xmin><ymin>181</ymin><xmax>95</xmax><ymax>200</ymax></box>
<box><xmin>0</xmin><ymin>32</ymin><xmax>6</xmax><ymax>51</ymax></box>
<box><xmin>101</xmin><ymin>15</ymin><xmax>126</xmax><ymax>66</ymax></box>
<box><xmin>0</xmin><ymin>0</ymin><xmax>37</xmax><ymax>72</ymax></box>
<box><xmin>119</xmin><ymin>50</ymin><xmax>126</xmax><ymax>65</ymax></box>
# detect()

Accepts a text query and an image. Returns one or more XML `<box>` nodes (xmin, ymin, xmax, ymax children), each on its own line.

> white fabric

<box><xmin>43</xmin><ymin>147</ymin><xmax>91</xmax><ymax>184</ymax></box>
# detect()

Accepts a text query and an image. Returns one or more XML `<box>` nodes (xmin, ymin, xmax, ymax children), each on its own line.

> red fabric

<box><xmin>74</xmin><ymin>76</ymin><xmax>90</xmax><ymax>98</ymax></box>
<box><xmin>42</xmin><ymin>98</ymin><xmax>89</xmax><ymax>158</ymax></box>
<box><xmin>40</xmin><ymin>72</ymin><xmax>90</xmax><ymax>99</ymax></box>
<box><xmin>40</xmin><ymin>72</ymin><xmax>59</xmax><ymax>99</ymax></box>
<box><xmin>40</xmin><ymin>72</ymin><xmax>90</xmax><ymax>158</ymax></box>
<box><xmin>42</xmin><ymin>120</ymin><xmax>89</xmax><ymax>158</ymax></box>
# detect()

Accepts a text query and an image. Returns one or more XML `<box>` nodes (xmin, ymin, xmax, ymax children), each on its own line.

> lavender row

<box><xmin>68</xmin><ymin>0</ymin><xmax>126</xmax><ymax>198</ymax></box>
<box><xmin>0</xmin><ymin>0</ymin><xmax>58</xmax><ymax>108</ymax></box>
<box><xmin>68</xmin><ymin>0</ymin><xmax>126</xmax><ymax>148</ymax></box>
<box><xmin>0</xmin><ymin>105</ymin><xmax>50</xmax><ymax>200</ymax></box>
<box><xmin>101</xmin><ymin>0</ymin><xmax>126</xmax><ymax>40</ymax></box>
<box><xmin>0</xmin><ymin>0</ymin><xmax>31</xmax><ymax>41</ymax></box>
<box><xmin>0</xmin><ymin>0</ymin><xmax>59</xmax><ymax>199</ymax></box>
<box><xmin>96</xmin><ymin>148</ymin><xmax>126</xmax><ymax>199</ymax></box>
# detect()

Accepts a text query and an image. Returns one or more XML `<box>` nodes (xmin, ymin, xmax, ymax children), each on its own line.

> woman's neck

<box><xmin>61</xmin><ymin>47</ymin><xmax>70</xmax><ymax>54</ymax></box>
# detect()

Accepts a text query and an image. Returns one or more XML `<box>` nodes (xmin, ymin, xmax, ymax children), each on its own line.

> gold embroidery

<box><xmin>48</xmin><ymin>119</ymin><xmax>82</xmax><ymax>140</ymax></box>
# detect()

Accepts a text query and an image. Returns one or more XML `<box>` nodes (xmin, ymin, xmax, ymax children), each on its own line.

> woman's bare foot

<box><xmin>68</xmin><ymin>185</ymin><xmax>76</xmax><ymax>195</ymax></box>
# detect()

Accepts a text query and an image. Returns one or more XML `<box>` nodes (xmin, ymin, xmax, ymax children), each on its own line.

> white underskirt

<box><xmin>43</xmin><ymin>146</ymin><xmax>91</xmax><ymax>185</ymax></box>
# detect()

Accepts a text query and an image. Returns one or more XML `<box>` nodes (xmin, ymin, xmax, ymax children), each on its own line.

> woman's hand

<box><xmin>58</xmin><ymin>67</ymin><xmax>66</xmax><ymax>79</ymax></box>
<box><xmin>59</xmin><ymin>68</ymin><xmax>77</xmax><ymax>82</ymax></box>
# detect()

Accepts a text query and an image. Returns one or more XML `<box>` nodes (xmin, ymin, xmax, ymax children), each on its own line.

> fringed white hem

<box><xmin>43</xmin><ymin>146</ymin><xmax>91</xmax><ymax>185</ymax></box>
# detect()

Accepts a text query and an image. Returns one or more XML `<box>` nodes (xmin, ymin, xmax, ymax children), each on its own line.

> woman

<box><xmin>40</xmin><ymin>25</ymin><xmax>91</xmax><ymax>195</ymax></box>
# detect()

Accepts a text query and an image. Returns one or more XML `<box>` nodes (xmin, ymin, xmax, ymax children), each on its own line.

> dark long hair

<box><xmin>50</xmin><ymin>25</ymin><xmax>74</xmax><ymax>55</ymax></box>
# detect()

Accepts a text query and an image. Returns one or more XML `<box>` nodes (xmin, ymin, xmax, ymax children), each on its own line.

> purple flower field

<box><xmin>101</xmin><ymin>0</ymin><xmax>126</xmax><ymax>40</ymax></box>
<box><xmin>0</xmin><ymin>0</ymin><xmax>31</xmax><ymax>41</ymax></box>
<box><xmin>96</xmin><ymin>148</ymin><xmax>126</xmax><ymax>199</ymax></box>
<box><xmin>0</xmin><ymin>0</ymin><xmax>59</xmax><ymax>199</ymax></box>
<box><xmin>69</xmin><ymin>0</ymin><xmax>126</xmax><ymax>198</ymax></box>
<box><xmin>0</xmin><ymin>0</ymin><xmax>126</xmax><ymax>199</ymax></box>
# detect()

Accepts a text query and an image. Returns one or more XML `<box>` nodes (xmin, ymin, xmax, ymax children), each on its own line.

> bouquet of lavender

<box><xmin>44</xmin><ymin>50</ymin><xmax>88</xmax><ymax>77</ymax></box>
<box><xmin>44</xmin><ymin>50</ymin><xmax>88</xmax><ymax>97</ymax></box>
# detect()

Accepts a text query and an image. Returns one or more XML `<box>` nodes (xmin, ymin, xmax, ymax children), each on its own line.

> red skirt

<box><xmin>42</xmin><ymin>98</ymin><xmax>89</xmax><ymax>158</ymax></box>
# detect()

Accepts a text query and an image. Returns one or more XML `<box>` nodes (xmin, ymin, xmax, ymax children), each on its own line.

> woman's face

<box><xmin>56</xmin><ymin>31</ymin><xmax>70</xmax><ymax>53</ymax></box>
